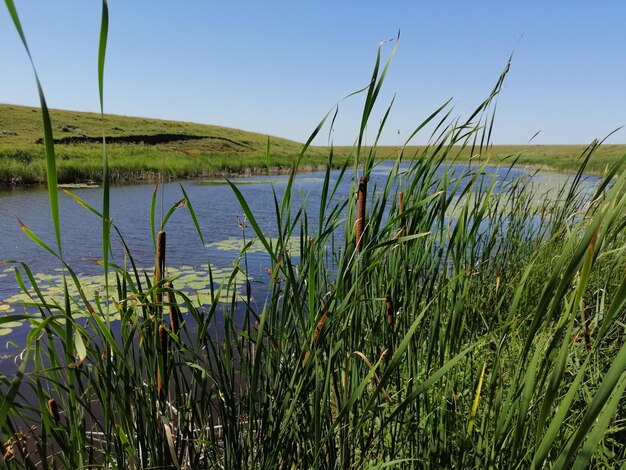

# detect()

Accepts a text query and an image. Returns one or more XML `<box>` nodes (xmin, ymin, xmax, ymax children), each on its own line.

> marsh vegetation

<box><xmin>1</xmin><ymin>3</ymin><xmax>626</xmax><ymax>469</ymax></box>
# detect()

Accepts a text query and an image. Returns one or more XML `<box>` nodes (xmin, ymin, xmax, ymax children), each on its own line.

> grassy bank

<box><xmin>2</xmin><ymin>4</ymin><xmax>626</xmax><ymax>468</ymax></box>
<box><xmin>0</xmin><ymin>103</ymin><xmax>334</xmax><ymax>186</ymax></box>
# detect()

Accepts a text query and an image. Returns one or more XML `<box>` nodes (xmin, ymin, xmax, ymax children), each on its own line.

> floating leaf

<box><xmin>206</xmin><ymin>236</ymin><xmax>301</xmax><ymax>257</ymax></box>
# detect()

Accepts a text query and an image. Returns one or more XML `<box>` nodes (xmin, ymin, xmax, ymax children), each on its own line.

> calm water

<box><xmin>0</xmin><ymin>161</ymin><xmax>598</xmax><ymax>370</ymax></box>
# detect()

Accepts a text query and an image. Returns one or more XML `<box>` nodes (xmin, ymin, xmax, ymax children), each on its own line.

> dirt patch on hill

<box><xmin>36</xmin><ymin>133</ymin><xmax>252</xmax><ymax>149</ymax></box>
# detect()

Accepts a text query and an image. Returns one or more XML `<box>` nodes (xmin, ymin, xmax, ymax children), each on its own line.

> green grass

<box><xmin>338</xmin><ymin>144</ymin><xmax>626</xmax><ymax>176</ymax></box>
<box><xmin>0</xmin><ymin>103</ymin><xmax>333</xmax><ymax>185</ymax></box>
<box><xmin>1</xmin><ymin>3</ymin><xmax>626</xmax><ymax>468</ymax></box>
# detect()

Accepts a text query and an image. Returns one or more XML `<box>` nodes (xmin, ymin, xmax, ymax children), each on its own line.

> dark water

<box><xmin>0</xmin><ymin>161</ymin><xmax>597</xmax><ymax>371</ymax></box>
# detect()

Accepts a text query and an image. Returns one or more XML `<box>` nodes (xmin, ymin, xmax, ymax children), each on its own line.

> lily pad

<box><xmin>206</xmin><ymin>236</ymin><xmax>301</xmax><ymax>257</ymax></box>
<box><xmin>0</xmin><ymin>256</ymin><xmax>258</xmax><ymax>329</ymax></box>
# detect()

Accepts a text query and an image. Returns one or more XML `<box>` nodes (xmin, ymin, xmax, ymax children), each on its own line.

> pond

<box><xmin>0</xmin><ymin>160</ymin><xmax>600</xmax><ymax>371</ymax></box>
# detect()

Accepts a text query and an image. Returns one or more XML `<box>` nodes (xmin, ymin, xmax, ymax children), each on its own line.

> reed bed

<box><xmin>2</xmin><ymin>2</ymin><xmax>626</xmax><ymax>468</ymax></box>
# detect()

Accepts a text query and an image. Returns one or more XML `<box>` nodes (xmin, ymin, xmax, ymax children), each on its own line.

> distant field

<box><xmin>1</xmin><ymin>103</ymin><xmax>625</xmax><ymax>186</ymax></box>
<box><xmin>336</xmin><ymin>144</ymin><xmax>626</xmax><ymax>175</ymax></box>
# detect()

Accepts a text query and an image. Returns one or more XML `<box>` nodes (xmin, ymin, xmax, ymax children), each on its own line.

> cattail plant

<box><xmin>356</xmin><ymin>176</ymin><xmax>368</xmax><ymax>252</ymax></box>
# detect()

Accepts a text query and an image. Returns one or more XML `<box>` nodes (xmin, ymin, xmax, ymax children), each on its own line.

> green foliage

<box><xmin>1</xmin><ymin>3</ymin><xmax>625</xmax><ymax>468</ymax></box>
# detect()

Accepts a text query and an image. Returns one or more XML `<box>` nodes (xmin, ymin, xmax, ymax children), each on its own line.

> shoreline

<box><xmin>0</xmin><ymin>163</ymin><xmax>336</xmax><ymax>191</ymax></box>
<box><xmin>0</xmin><ymin>158</ymin><xmax>605</xmax><ymax>191</ymax></box>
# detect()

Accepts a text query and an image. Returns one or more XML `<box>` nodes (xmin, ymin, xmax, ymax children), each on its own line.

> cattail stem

<box><xmin>356</xmin><ymin>176</ymin><xmax>368</xmax><ymax>252</ymax></box>
<box><xmin>398</xmin><ymin>191</ymin><xmax>405</xmax><ymax>237</ymax></box>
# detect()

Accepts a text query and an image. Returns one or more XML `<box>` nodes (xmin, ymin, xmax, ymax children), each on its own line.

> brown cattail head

<box><xmin>302</xmin><ymin>311</ymin><xmax>330</xmax><ymax>367</ymax></box>
<box><xmin>157</xmin><ymin>324</ymin><xmax>168</xmax><ymax>400</ymax></box>
<box><xmin>47</xmin><ymin>398</ymin><xmax>60</xmax><ymax>423</ymax></box>
<box><xmin>312</xmin><ymin>311</ymin><xmax>329</xmax><ymax>343</ymax></box>
<box><xmin>155</xmin><ymin>230</ymin><xmax>166</xmax><ymax>282</ymax></box>
<box><xmin>385</xmin><ymin>293</ymin><xmax>395</xmax><ymax>331</ymax></box>
<box><xmin>159</xmin><ymin>324</ymin><xmax>168</xmax><ymax>362</ymax></box>
<box><xmin>157</xmin><ymin>369</ymin><xmax>165</xmax><ymax>401</ymax></box>
<box><xmin>167</xmin><ymin>283</ymin><xmax>180</xmax><ymax>335</ymax></box>
<box><xmin>155</xmin><ymin>230</ymin><xmax>166</xmax><ymax>306</ymax></box>
<box><xmin>356</xmin><ymin>176</ymin><xmax>368</xmax><ymax>252</ymax></box>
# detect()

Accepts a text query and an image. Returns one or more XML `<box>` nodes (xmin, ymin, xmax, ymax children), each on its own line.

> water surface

<box><xmin>0</xmin><ymin>161</ymin><xmax>600</xmax><ymax>369</ymax></box>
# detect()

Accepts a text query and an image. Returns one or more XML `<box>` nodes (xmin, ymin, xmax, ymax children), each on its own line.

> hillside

<box><xmin>0</xmin><ymin>104</ymin><xmax>329</xmax><ymax>185</ymax></box>
<box><xmin>2</xmin><ymin>103</ymin><xmax>625</xmax><ymax>186</ymax></box>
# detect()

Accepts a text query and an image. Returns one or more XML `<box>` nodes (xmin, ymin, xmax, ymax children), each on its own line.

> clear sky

<box><xmin>1</xmin><ymin>1</ymin><xmax>625</xmax><ymax>146</ymax></box>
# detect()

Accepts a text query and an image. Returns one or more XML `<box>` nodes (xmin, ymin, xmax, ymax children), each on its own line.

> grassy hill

<box><xmin>1</xmin><ymin>103</ymin><xmax>625</xmax><ymax>186</ymax></box>
<box><xmin>0</xmin><ymin>103</ymin><xmax>330</xmax><ymax>185</ymax></box>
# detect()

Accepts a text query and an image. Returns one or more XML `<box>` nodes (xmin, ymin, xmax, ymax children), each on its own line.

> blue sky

<box><xmin>1</xmin><ymin>1</ymin><xmax>624</xmax><ymax>146</ymax></box>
